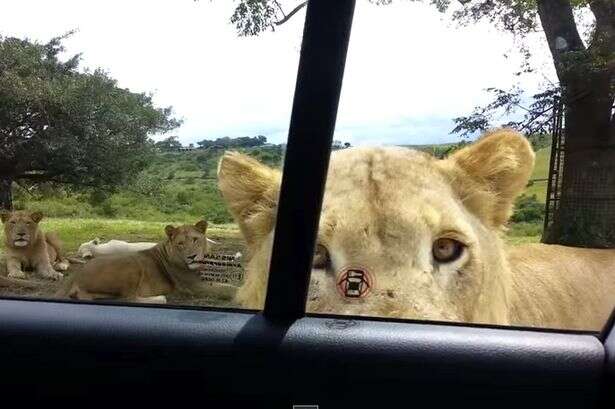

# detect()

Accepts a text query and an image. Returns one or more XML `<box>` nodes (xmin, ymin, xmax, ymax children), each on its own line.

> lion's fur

<box><xmin>1</xmin><ymin>210</ymin><xmax>67</xmax><ymax>283</ymax></box>
<box><xmin>218</xmin><ymin>128</ymin><xmax>615</xmax><ymax>330</ymax></box>
<box><xmin>56</xmin><ymin>221</ymin><xmax>236</xmax><ymax>302</ymax></box>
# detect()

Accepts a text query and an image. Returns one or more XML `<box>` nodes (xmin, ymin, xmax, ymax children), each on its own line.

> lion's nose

<box><xmin>16</xmin><ymin>232</ymin><xmax>26</xmax><ymax>237</ymax></box>
<box><xmin>187</xmin><ymin>254</ymin><xmax>197</xmax><ymax>261</ymax></box>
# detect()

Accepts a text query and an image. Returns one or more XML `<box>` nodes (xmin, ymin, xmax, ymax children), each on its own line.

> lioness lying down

<box><xmin>57</xmin><ymin>221</ymin><xmax>236</xmax><ymax>303</ymax></box>
<box><xmin>1</xmin><ymin>210</ymin><xmax>67</xmax><ymax>283</ymax></box>
<box><xmin>77</xmin><ymin>237</ymin><xmax>218</xmax><ymax>259</ymax></box>
<box><xmin>77</xmin><ymin>238</ymin><xmax>157</xmax><ymax>259</ymax></box>
<box><xmin>218</xmin><ymin>129</ymin><xmax>615</xmax><ymax>330</ymax></box>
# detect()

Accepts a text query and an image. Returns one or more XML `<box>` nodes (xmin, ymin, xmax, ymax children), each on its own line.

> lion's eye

<box><xmin>313</xmin><ymin>244</ymin><xmax>330</xmax><ymax>269</ymax></box>
<box><xmin>432</xmin><ymin>238</ymin><xmax>464</xmax><ymax>263</ymax></box>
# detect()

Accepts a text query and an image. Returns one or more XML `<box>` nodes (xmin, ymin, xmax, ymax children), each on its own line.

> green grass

<box><xmin>501</xmin><ymin>145</ymin><xmax>550</xmax><ymax>244</ymax></box>
<box><xmin>524</xmin><ymin>146</ymin><xmax>550</xmax><ymax>202</ymax></box>
<box><xmin>505</xmin><ymin>235</ymin><xmax>541</xmax><ymax>245</ymax></box>
<box><xmin>0</xmin><ymin>218</ymin><xmax>241</xmax><ymax>255</ymax></box>
<box><xmin>505</xmin><ymin>222</ymin><xmax>542</xmax><ymax>245</ymax></box>
<box><xmin>531</xmin><ymin>146</ymin><xmax>550</xmax><ymax>180</ymax></box>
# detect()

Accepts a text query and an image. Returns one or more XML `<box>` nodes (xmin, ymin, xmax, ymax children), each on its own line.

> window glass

<box><xmin>0</xmin><ymin>0</ymin><xmax>305</xmax><ymax>309</ymax></box>
<box><xmin>304</xmin><ymin>1</ymin><xmax>612</xmax><ymax>331</ymax></box>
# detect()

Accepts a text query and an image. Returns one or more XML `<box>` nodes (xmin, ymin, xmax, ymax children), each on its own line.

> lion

<box><xmin>77</xmin><ymin>236</ymin><xmax>218</xmax><ymax>259</ymax></box>
<box><xmin>1</xmin><ymin>210</ymin><xmax>67</xmax><ymax>283</ymax></box>
<box><xmin>77</xmin><ymin>238</ymin><xmax>157</xmax><ymax>259</ymax></box>
<box><xmin>217</xmin><ymin>129</ymin><xmax>615</xmax><ymax>331</ymax></box>
<box><xmin>56</xmin><ymin>220</ymin><xmax>236</xmax><ymax>303</ymax></box>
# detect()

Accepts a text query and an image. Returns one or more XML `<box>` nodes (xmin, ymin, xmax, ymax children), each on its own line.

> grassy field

<box><xmin>5</xmin><ymin>142</ymin><xmax>551</xmax><ymax>255</ymax></box>
<box><xmin>503</xmin><ymin>146</ymin><xmax>550</xmax><ymax>244</ymax></box>
<box><xmin>525</xmin><ymin>146</ymin><xmax>549</xmax><ymax>202</ymax></box>
<box><xmin>0</xmin><ymin>218</ymin><xmax>242</xmax><ymax>255</ymax></box>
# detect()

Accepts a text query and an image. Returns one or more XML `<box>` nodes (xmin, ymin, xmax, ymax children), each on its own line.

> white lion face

<box><xmin>77</xmin><ymin>238</ymin><xmax>101</xmax><ymax>258</ymax></box>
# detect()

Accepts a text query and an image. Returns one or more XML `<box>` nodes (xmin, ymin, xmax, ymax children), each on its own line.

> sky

<box><xmin>0</xmin><ymin>0</ymin><xmax>558</xmax><ymax>146</ymax></box>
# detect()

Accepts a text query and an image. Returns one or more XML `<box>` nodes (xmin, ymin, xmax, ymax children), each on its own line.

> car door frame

<box><xmin>0</xmin><ymin>1</ymin><xmax>613</xmax><ymax>408</ymax></box>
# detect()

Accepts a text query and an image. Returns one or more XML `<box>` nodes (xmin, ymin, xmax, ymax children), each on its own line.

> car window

<box><xmin>0</xmin><ymin>0</ymin><xmax>306</xmax><ymax>309</ymax></box>
<box><xmin>296</xmin><ymin>1</ymin><xmax>612</xmax><ymax>331</ymax></box>
<box><xmin>3</xmin><ymin>1</ymin><xmax>613</xmax><ymax>333</ymax></box>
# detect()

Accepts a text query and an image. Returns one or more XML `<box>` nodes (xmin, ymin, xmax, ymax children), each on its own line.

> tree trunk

<box><xmin>543</xmin><ymin>71</ymin><xmax>615</xmax><ymax>247</ymax></box>
<box><xmin>538</xmin><ymin>0</ymin><xmax>615</xmax><ymax>247</ymax></box>
<box><xmin>0</xmin><ymin>177</ymin><xmax>14</xmax><ymax>211</ymax></box>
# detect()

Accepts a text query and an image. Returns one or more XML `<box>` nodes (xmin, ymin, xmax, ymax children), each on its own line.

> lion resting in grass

<box><xmin>218</xmin><ymin>129</ymin><xmax>615</xmax><ymax>331</ymax></box>
<box><xmin>1</xmin><ymin>210</ymin><xmax>67</xmax><ymax>285</ymax></box>
<box><xmin>77</xmin><ymin>238</ymin><xmax>157</xmax><ymax>259</ymax></box>
<box><xmin>56</xmin><ymin>220</ymin><xmax>236</xmax><ymax>303</ymax></box>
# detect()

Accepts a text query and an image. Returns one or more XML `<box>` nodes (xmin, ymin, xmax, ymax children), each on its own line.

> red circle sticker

<box><xmin>336</xmin><ymin>266</ymin><xmax>374</xmax><ymax>299</ymax></box>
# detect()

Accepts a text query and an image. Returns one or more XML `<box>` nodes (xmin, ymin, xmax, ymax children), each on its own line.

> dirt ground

<box><xmin>0</xmin><ymin>234</ymin><xmax>247</xmax><ymax>309</ymax></box>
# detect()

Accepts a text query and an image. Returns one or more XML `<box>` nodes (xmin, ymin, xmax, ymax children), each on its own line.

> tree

<box><xmin>155</xmin><ymin>136</ymin><xmax>183</xmax><ymax>151</ymax></box>
<box><xmin>331</xmin><ymin>140</ymin><xmax>352</xmax><ymax>150</ymax></box>
<box><xmin>222</xmin><ymin>0</ymin><xmax>614</xmax><ymax>247</ymax></box>
<box><xmin>0</xmin><ymin>33</ymin><xmax>180</xmax><ymax>210</ymax></box>
<box><xmin>197</xmin><ymin>135</ymin><xmax>268</xmax><ymax>148</ymax></box>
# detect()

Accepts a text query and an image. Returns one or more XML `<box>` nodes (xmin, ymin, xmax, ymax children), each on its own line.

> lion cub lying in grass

<box><xmin>1</xmin><ymin>210</ymin><xmax>67</xmax><ymax>284</ymax></box>
<box><xmin>218</xmin><ymin>129</ymin><xmax>615</xmax><ymax>331</ymax></box>
<box><xmin>57</xmin><ymin>220</ymin><xmax>236</xmax><ymax>303</ymax></box>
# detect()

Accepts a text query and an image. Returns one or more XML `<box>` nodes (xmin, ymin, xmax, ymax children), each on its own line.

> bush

<box><xmin>130</xmin><ymin>174</ymin><xmax>164</xmax><ymax>197</ymax></box>
<box><xmin>8</xmin><ymin>146</ymin><xmax>288</xmax><ymax>225</ymax></box>
<box><xmin>511</xmin><ymin>194</ymin><xmax>545</xmax><ymax>223</ymax></box>
<box><xmin>97</xmin><ymin>200</ymin><xmax>119</xmax><ymax>217</ymax></box>
<box><xmin>88</xmin><ymin>190</ymin><xmax>109</xmax><ymax>207</ymax></box>
<box><xmin>24</xmin><ymin>197</ymin><xmax>94</xmax><ymax>218</ymax></box>
<box><xmin>178</xmin><ymin>162</ymin><xmax>199</xmax><ymax>172</ymax></box>
<box><xmin>176</xmin><ymin>190</ymin><xmax>191</xmax><ymax>205</ymax></box>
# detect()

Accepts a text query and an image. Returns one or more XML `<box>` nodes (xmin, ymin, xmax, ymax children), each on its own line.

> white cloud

<box><xmin>0</xmin><ymin>0</ymin><xmax>556</xmax><ymax>146</ymax></box>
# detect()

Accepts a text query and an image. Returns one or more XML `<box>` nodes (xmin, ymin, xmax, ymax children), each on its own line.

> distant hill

<box><xmin>14</xmin><ymin>145</ymin><xmax>284</xmax><ymax>224</ymax></box>
<box><xmin>403</xmin><ymin>139</ymin><xmax>551</xmax><ymax>203</ymax></box>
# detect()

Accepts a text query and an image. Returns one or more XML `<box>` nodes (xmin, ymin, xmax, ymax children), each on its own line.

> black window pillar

<box><xmin>264</xmin><ymin>0</ymin><xmax>356</xmax><ymax>321</ymax></box>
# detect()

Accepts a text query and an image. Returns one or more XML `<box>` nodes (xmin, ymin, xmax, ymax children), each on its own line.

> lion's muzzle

<box><xmin>13</xmin><ymin>232</ymin><xmax>29</xmax><ymax>247</ymax></box>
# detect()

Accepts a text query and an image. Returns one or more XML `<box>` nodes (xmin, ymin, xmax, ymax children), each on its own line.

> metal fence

<box><xmin>542</xmin><ymin>99</ymin><xmax>615</xmax><ymax>247</ymax></box>
<box><xmin>542</xmin><ymin>99</ymin><xmax>565</xmax><ymax>240</ymax></box>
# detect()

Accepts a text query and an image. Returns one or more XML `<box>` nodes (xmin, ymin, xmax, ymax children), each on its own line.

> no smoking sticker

<box><xmin>336</xmin><ymin>266</ymin><xmax>373</xmax><ymax>298</ymax></box>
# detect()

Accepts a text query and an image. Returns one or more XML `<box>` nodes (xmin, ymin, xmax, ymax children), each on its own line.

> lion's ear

<box><xmin>195</xmin><ymin>220</ymin><xmax>208</xmax><ymax>234</ymax></box>
<box><xmin>217</xmin><ymin>151</ymin><xmax>281</xmax><ymax>248</ymax></box>
<box><xmin>30</xmin><ymin>211</ymin><xmax>44</xmax><ymax>223</ymax></box>
<box><xmin>443</xmin><ymin>128</ymin><xmax>535</xmax><ymax>227</ymax></box>
<box><xmin>165</xmin><ymin>225</ymin><xmax>177</xmax><ymax>239</ymax></box>
<box><xmin>0</xmin><ymin>210</ymin><xmax>10</xmax><ymax>223</ymax></box>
